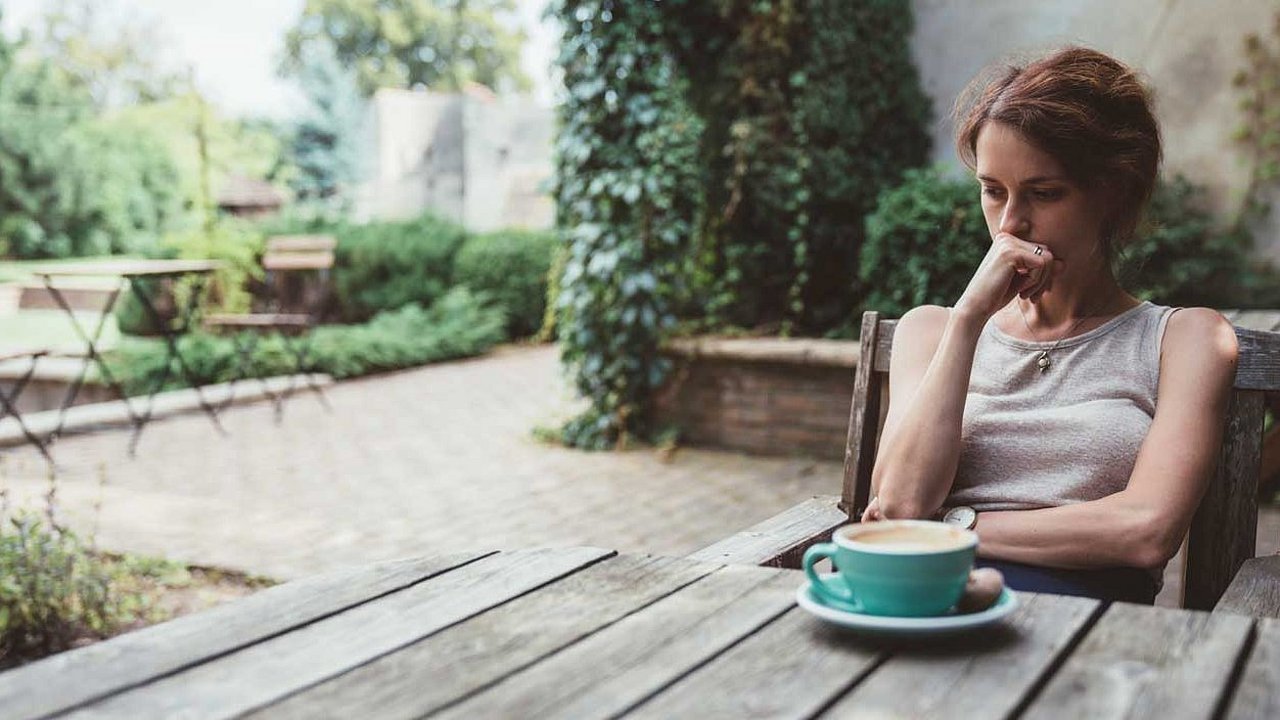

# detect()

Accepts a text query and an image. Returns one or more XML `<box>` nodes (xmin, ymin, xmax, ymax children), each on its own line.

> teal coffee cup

<box><xmin>802</xmin><ymin>520</ymin><xmax>978</xmax><ymax>617</ymax></box>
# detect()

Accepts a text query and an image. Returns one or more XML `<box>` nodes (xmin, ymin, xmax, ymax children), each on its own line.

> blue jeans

<box><xmin>976</xmin><ymin>558</ymin><xmax>1157</xmax><ymax>605</ymax></box>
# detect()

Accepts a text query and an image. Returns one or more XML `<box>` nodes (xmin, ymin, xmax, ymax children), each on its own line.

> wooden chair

<box><xmin>692</xmin><ymin>310</ymin><xmax>1280</xmax><ymax>611</ymax></box>
<box><xmin>204</xmin><ymin>235</ymin><xmax>336</xmax><ymax>416</ymax></box>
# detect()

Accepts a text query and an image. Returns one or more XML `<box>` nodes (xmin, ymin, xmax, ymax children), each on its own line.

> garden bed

<box><xmin>653</xmin><ymin>337</ymin><xmax>859</xmax><ymax>460</ymax></box>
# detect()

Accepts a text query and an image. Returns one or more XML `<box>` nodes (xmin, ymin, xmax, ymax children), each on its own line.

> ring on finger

<box><xmin>1033</xmin><ymin>245</ymin><xmax>1043</xmax><ymax>256</ymax></box>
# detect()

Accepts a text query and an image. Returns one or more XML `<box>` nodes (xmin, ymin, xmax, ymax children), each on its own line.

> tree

<box><xmin>0</xmin><ymin>36</ymin><xmax>182</xmax><ymax>258</ymax></box>
<box><xmin>288</xmin><ymin>42</ymin><xmax>367</xmax><ymax>202</ymax></box>
<box><xmin>280</xmin><ymin>0</ymin><xmax>529</xmax><ymax>96</ymax></box>
<box><xmin>25</xmin><ymin>0</ymin><xmax>183</xmax><ymax>109</ymax></box>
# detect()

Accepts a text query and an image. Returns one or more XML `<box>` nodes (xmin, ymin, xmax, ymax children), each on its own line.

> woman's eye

<box><xmin>981</xmin><ymin>186</ymin><xmax>1004</xmax><ymax>198</ymax></box>
<box><xmin>1034</xmin><ymin>189</ymin><xmax>1063</xmax><ymax>200</ymax></box>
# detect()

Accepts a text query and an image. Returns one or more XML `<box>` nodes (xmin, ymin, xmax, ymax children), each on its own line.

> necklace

<box><xmin>1014</xmin><ymin>300</ymin><xmax>1101</xmax><ymax>373</ymax></box>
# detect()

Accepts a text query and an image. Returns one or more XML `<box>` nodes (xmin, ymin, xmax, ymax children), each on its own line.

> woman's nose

<box><xmin>999</xmin><ymin>200</ymin><xmax>1030</xmax><ymax>236</ymax></box>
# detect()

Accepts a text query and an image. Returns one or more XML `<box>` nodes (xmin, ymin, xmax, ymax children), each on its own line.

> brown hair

<box><xmin>953</xmin><ymin>46</ymin><xmax>1162</xmax><ymax>260</ymax></box>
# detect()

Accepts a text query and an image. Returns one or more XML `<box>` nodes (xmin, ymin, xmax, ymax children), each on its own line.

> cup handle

<box><xmin>803</xmin><ymin>543</ymin><xmax>855</xmax><ymax>606</ymax></box>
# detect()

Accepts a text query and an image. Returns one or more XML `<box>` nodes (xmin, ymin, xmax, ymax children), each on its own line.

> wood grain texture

<box><xmin>1024</xmin><ymin>602</ymin><xmax>1253</xmax><ymax>720</ymax></box>
<box><xmin>842</xmin><ymin>312</ymin><xmax>886</xmax><ymax>517</ymax></box>
<box><xmin>686</xmin><ymin>495</ymin><xmax>847</xmax><ymax>569</ymax></box>
<box><xmin>624</xmin><ymin>607</ymin><xmax>883</xmax><ymax>719</ymax></box>
<box><xmin>820</xmin><ymin>592</ymin><xmax>1101</xmax><ymax>719</ymax></box>
<box><xmin>1233</xmin><ymin>327</ymin><xmax>1280</xmax><ymax>391</ymax></box>
<box><xmin>57</xmin><ymin>547</ymin><xmax>613</xmax><ymax>720</ymax></box>
<box><xmin>246</xmin><ymin>554</ymin><xmax>719</xmax><ymax>720</ymax></box>
<box><xmin>872</xmin><ymin>320</ymin><xmax>897</xmax><ymax>373</ymax></box>
<box><xmin>435</xmin><ymin>565</ymin><xmax>797</xmax><ymax>720</ymax></box>
<box><xmin>0</xmin><ymin>551</ymin><xmax>491</xmax><ymax>720</ymax></box>
<box><xmin>1187</xmin><ymin>390</ymin><xmax>1264</xmax><ymax>610</ymax></box>
<box><xmin>1225</xmin><ymin>617</ymin><xmax>1280</xmax><ymax>719</ymax></box>
<box><xmin>1216</xmin><ymin>556</ymin><xmax>1280</xmax><ymax>619</ymax></box>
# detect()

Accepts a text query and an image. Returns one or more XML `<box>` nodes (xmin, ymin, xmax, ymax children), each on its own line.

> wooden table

<box><xmin>2</xmin><ymin>547</ymin><xmax>1277</xmax><ymax>719</ymax></box>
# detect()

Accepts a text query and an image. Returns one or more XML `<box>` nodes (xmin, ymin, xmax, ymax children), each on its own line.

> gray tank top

<box><xmin>948</xmin><ymin>301</ymin><xmax>1180</xmax><ymax>513</ymax></box>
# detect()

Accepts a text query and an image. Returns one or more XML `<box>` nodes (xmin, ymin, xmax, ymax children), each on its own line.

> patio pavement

<box><xmin>0</xmin><ymin>342</ymin><xmax>1274</xmax><ymax>608</ymax></box>
<box><xmin>0</xmin><ymin>344</ymin><xmax>837</xmax><ymax>581</ymax></box>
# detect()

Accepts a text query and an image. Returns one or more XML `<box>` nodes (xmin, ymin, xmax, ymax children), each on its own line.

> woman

<box><xmin>863</xmin><ymin>47</ymin><xmax>1239</xmax><ymax>604</ymax></box>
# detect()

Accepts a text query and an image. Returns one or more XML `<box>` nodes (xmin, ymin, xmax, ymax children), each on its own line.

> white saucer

<box><xmin>795</xmin><ymin>573</ymin><xmax>1019</xmax><ymax>637</ymax></box>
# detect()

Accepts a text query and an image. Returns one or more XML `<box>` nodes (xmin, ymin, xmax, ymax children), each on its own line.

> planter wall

<box><xmin>653</xmin><ymin>337</ymin><xmax>859</xmax><ymax>460</ymax></box>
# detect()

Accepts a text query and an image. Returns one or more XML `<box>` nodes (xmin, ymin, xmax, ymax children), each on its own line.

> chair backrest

<box><xmin>261</xmin><ymin>235</ymin><xmax>337</xmax><ymax>315</ymax></box>
<box><xmin>841</xmin><ymin>310</ymin><xmax>1280</xmax><ymax>610</ymax></box>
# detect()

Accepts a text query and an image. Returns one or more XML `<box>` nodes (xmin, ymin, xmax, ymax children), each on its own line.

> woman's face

<box><xmin>974</xmin><ymin>121</ymin><xmax>1109</xmax><ymax>268</ymax></box>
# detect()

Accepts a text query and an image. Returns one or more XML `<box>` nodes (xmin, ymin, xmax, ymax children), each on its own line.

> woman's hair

<box><xmin>953</xmin><ymin>46</ymin><xmax>1162</xmax><ymax>260</ymax></box>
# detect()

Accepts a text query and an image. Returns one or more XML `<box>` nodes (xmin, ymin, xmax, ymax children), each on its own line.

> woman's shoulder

<box><xmin>1159</xmin><ymin>306</ymin><xmax>1238</xmax><ymax>377</ymax></box>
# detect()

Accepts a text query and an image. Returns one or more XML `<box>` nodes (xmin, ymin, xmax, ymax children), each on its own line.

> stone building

<box><xmin>352</xmin><ymin>85</ymin><xmax>555</xmax><ymax>233</ymax></box>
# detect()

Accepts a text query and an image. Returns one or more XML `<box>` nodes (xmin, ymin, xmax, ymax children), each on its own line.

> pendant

<box><xmin>1036</xmin><ymin>351</ymin><xmax>1050</xmax><ymax>372</ymax></box>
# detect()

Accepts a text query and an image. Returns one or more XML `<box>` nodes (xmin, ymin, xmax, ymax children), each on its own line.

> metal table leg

<box><xmin>41</xmin><ymin>277</ymin><xmax>143</xmax><ymax>448</ymax></box>
<box><xmin>0</xmin><ymin>354</ymin><xmax>55</xmax><ymax>466</ymax></box>
<box><xmin>126</xmin><ymin>275</ymin><xmax>227</xmax><ymax>454</ymax></box>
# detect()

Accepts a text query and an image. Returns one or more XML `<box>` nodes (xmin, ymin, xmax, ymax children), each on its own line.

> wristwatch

<box><xmin>940</xmin><ymin>505</ymin><xmax>978</xmax><ymax>530</ymax></box>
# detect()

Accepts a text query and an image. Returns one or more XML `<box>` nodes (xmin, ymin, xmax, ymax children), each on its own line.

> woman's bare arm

<box><xmin>869</xmin><ymin>304</ymin><xmax>987</xmax><ymax>519</ymax></box>
<box><xmin>972</xmin><ymin>308</ymin><xmax>1239</xmax><ymax>569</ymax></box>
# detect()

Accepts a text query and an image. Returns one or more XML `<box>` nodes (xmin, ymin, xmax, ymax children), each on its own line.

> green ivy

<box><xmin>550</xmin><ymin>0</ymin><xmax>704</xmax><ymax>449</ymax></box>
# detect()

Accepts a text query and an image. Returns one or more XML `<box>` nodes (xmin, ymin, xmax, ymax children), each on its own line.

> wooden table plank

<box><xmin>0</xmin><ymin>551</ymin><xmax>491</xmax><ymax>720</ymax></box>
<box><xmin>1024</xmin><ymin>602</ymin><xmax>1253</xmax><ymax>719</ymax></box>
<box><xmin>1225</xmin><ymin>617</ymin><xmax>1280</xmax><ymax>719</ymax></box>
<box><xmin>624</xmin><ymin>607</ymin><xmax>882</xmax><ymax>719</ymax></box>
<box><xmin>57</xmin><ymin>547</ymin><xmax>612</xmax><ymax>720</ymax></box>
<box><xmin>687</xmin><ymin>495</ymin><xmax>847</xmax><ymax>568</ymax></box>
<box><xmin>35</xmin><ymin>259</ymin><xmax>223</xmax><ymax>278</ymax></box>
<box><xmin>436</xmin><ymin>564</ymin><xmax>798</xmax><ymax>719</ymax></box>
<box><xmin>1216</xmin><ymin>556</ymin><xmax>1280</xmax><ymax>619</ymax></box>
<box><xmin>246</xmin><ymin>554</ymin><xmax>720</xmax><ymax>720</ymax></box>
<box><xmin>817</xmin><ymin>592</ymin><xmax>1101</xmax><ymax>719</ymax></box>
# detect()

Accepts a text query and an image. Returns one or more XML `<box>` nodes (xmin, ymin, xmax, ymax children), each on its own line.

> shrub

<box><xmin>856</xmin><ymin>168</ymin><xmax>1280</xmax><ymax>323</ymax></box>
<box><xmin>453</xmin><ymin>229</ymin><xmax>557</xmax><ymax>338</ymax></box>
<box><xmin>115</xmin><ymin>222</ymin><xmax>266</xmax><ymax>336</ymax></box>
<box><xmin>0</xmin><ymin>513</ymin><xmax>136</xmax><ymax>666</ymax></box>
<box><xmin>105</xmin><ymin>287</ymin><xmax>506</xmax><ymax>393</ymax></box>
<box><xmin>858</xmin><ymin>166</ymin><xmax>989</xmax><ymax>319</ymax></box>
<box><xmin>1119</xmin><ymin>176</ymin><xmax>1280</xmax><ymax>308</ymax></box>
<box><xmin>333</xmin><ymin>214</ymin><xmax>466</xmax><ymax>321</ymax></box>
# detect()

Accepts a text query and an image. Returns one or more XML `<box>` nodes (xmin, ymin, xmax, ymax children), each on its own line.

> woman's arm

<box><xmin>869</xmin><ymin>304</ymin><xmax>987</xmax><ymax>519</ymax></box>
<box><xmin>870</xmin><ymin>233</ymin><xmax>1056</xmax><ymax>520</ymax></box>
<box><xmin>974</xmin><ymin>308</ymin><xmax>1239</xmax><ymax>569</ymax></box>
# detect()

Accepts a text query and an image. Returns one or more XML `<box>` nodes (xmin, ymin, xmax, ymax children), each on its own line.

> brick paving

<box><xmin>0</xmin><ymin>344</ymin><xmax>838</xmax><ymax>581</ymax></box>
<box><xmin>0</xmin><ymin>341</ymin><xmax>1274</xmax><ymax>608</ymax></box>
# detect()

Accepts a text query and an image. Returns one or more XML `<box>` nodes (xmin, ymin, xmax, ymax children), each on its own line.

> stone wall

<box><xmin>653</xmin><ymin>338</ymin><xmax>859</xmax><ymax>460</ymax></box>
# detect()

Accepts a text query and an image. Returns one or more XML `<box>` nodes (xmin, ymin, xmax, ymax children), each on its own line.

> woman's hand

<box><xmin>861</xmin><ymin>497</ymin><xmax>884</xmax><ymax>522</ymax></box>
<box><xmin>954</xmin><ymin>232</ymin><xmax>1060</xmax><ymax>322</ymax></box>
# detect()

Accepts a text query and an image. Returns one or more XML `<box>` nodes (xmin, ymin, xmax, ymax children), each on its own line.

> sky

<box><xmin>0</xmin><ymin>0</ymin><xmax>559</xmax><ymax>119</ymax></box>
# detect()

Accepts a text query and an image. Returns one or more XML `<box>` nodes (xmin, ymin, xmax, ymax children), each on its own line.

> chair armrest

<box><xmin>1215</xmin><ymin>556</ymin><xmax>1280</xmax><ymax>619</ymax></box>
<box><xmin>687</xmin><ymin>495</ymin><xmax>848</xmax><ymax>569</ymax></box>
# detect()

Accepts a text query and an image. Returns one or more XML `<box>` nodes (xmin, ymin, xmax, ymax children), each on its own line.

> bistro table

<box><xmin>35</xmin><ymin>259</ymin><xmax>226</xmax><ymax>453</ymax></box>
<box><xmin>0</xmin><ymin>547</ymin><xmax>1275</xmax><ymax>719</ymax></box>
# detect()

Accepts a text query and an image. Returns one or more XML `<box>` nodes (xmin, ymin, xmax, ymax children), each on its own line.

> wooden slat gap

<box><xmin>253</xmin><ymin>554</ymin><xmax>719</xmax><ymax>720</ymax></box>
<box><xmin>1006</xmin><ymin>597</ymin><xmax>1110</xmax><ymax>720</ymax></box>
<box><xmin>612</xmin><ymin>603</ymin><xmax>799</xmax><ymax>719</ymax></box>
<box><xmin>29</xmin><ymin>550</ymin><xmax>500</xmax><ymax>720</ymax></box>
<box><xmin>1214</xmin><ymin>620</ymin><xmax>1260</xmax><ymax>720</ymax></box>
<box><xmin>807</xmin><ymin>650</ymin><xmax>895</xmax><ymax>718</ymax></box>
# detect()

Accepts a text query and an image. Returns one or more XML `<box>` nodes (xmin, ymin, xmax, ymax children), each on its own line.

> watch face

<box><xmin>944</xmin><ymin>506</ymin><xmax>977</xmax><ymax>529</ymax></box>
